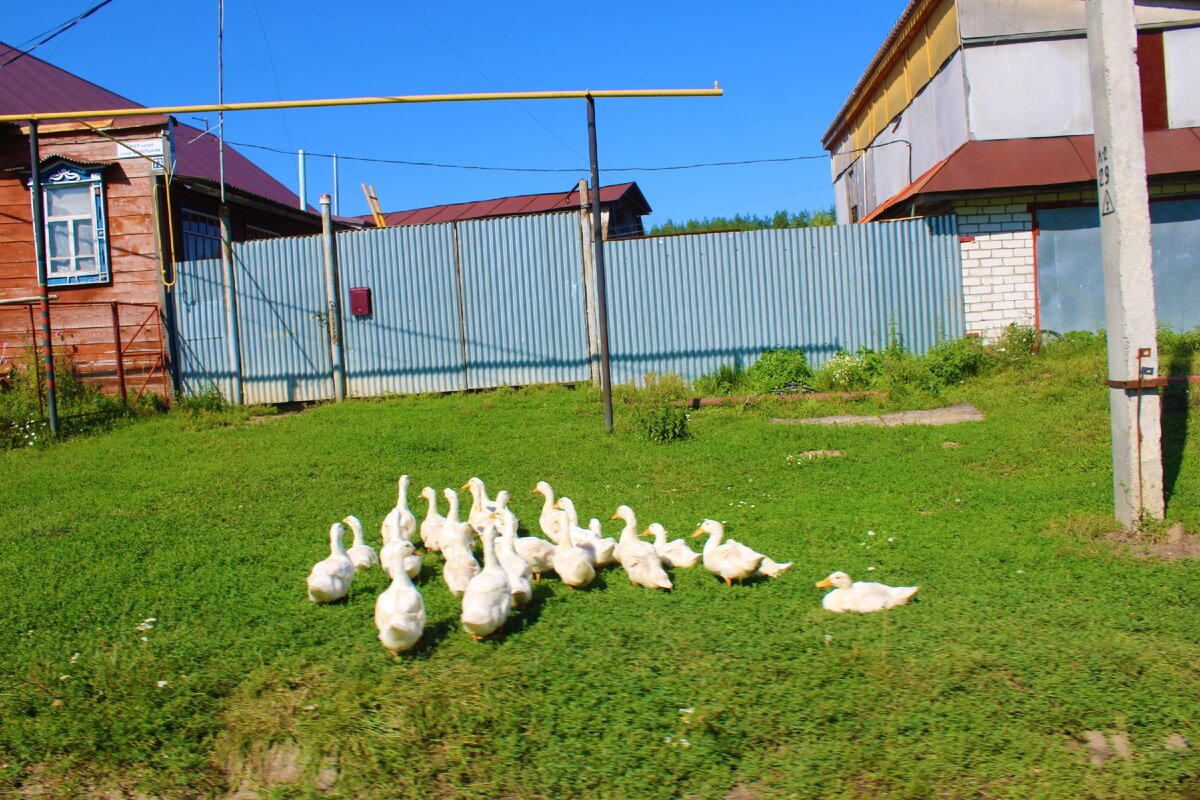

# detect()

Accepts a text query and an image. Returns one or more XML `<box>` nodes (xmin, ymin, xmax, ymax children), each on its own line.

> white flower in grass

<box><xmin>69</xmin><ymin>653</ymin><xmax>79</xmax><ymax>664</ymax></box>
<box><xmin>867</xmin><ymin>566</ymin><xmax>876</xmax><ymax>572</ymax></box>
<box><xmin>139</xmin><ymin>636</ymin><xmax>148</xmax><ymax>642</ymax></box>
<box><xmin>867</xmin><ymin>530</ymin><xmax>876</xmax><ymax>536</ymax></box>
<box><xmin>156</xmin><ymin>680</ymin><xmax>169</xmax><ymax>688</ymax></box>
<box><xmin>58</xmin><ymin>674</ymin><xmax>70</xmax><ymax>681</ymax></box>
<box><xmin>887</xmin><ymin>537</ymin><xmax>895</xmax><ymax>543</ymax></box>
<box><xmin>679</xmin><ymin>738</ymin><xmax>691</xmax><ymax>748</ymax></box>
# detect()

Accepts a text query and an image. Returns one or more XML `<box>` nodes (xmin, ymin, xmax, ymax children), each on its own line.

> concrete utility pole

<box><xmin>1085</xmin><ymin>0</ymin><xmax>1165</xmax><ymax>527</ymax></box>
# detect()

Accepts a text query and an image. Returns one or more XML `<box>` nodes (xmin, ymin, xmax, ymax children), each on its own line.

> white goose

<box><xmin>492</xmin><ymin>513</ymin><xmax>533</xmax><ymax>608</ymax></box>
<box><xmin>532</xmin><ymin>480</ymin><xmax>568</xmax><ymax>543</ymax></box>
<box><xmin>816</xmin><ymin>571</ymin><xmax>919</xmax><ymax>613</ymax></box>
<box><xmin>375</xmin><ymin>541</ymin><xmax>425</xmax><ymax>653</ymax></box>
<box><xmin>612</xmin><ymin>505</ymin><xmax>672</xmax><ymax>590</ymax></box>
<box><xmin>306</xmin><ymin>522</ymin><xmax>356</xmax><ymax>603</ymax></box>
<box><xmin>381</xmin><ymin>474</ymin><xmax>417</xmax><ymax>544</ymax></box>
<box><xmin>439</xmin><ymin>488</ymin><xmax>476</xmax><ymax>554</ymax></box>
<box><xmin>462</xmin><ymin>477</ymin><xmax>499</xmax><ymax>533</ymax></box>
<box><xmin>342</xmin><ymin>514</ymin><xmax>379</xmax><ymax>572</ymax></box>
<box><xmin>556</xmin><ymin>497</ymin><xmax>613</xmax><ymax>567</ymax></box>
<box><xmin>756</xmin><ymin>555</ymin><xmax>794</xmax><ymax>579</ymax></box>
<box><xmin>692</xmin><ymin>520</ymin><xmax>764</xmax><ymax>586</ymax></box>
<box><xmin>461</xmin><ymin>525</ymin><xmax>512</xmax><ymax>639</ymax></box>
<box><xmin>643</xmin><ymin>522</ymin><xmax>702</xmax><ymax>568</ymax></box>
<box><xmin>550</xmin><ymin>501</ymin><xmax>596</xmax><ymax>589</ymax></box>
<box><xmin>418</xmin><ymin>486</ymin><xmax>446</xmax><ymax>553</ymax></box>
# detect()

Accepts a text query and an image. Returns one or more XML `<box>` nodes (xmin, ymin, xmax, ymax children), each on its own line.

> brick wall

<box><xmin>955</xmin><ymin>182</ymin><xmax>1198</xmax><ymax>339</ymax></box>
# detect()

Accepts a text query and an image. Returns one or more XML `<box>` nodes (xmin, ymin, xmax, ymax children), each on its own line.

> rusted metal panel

<box><xmin>604</xmin><ymin>217</ymin><xmax>963</xmax><ymax>386</ymax></box>
<box><xmin>456</xmin><ymin>212</ymin><xmax>591</xmax><ymax>389</ymax></box>
<box><xmin>336</xmin><ymin>223</ymin><xmax>466</xmax><ymax>397</ymax></box>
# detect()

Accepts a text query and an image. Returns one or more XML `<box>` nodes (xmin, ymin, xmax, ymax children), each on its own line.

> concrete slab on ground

<box><xmin>771</xmin><ymin>402</ymin><xmax>984</xmax><ymax>427</ymax></box>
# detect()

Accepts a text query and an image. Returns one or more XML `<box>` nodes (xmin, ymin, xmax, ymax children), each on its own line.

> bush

<box><xmin>746</xmin><ymin>348</ymin><xmax>813</xmax><ymax>393</ymax></box>
<box><xmin>691</xmin><ymin>362</ymin><xmax>749</xmax><ymax>397</ymax></box>
<box><xmin>625</xmin><ymin>372</ymin><xmax>689</xmax><ymax>443</ymax></box>
<box><xmin>176</xmin><ymin>385</ymin><xmax>227</xmax><ymax>415</ymax></box>
<box><xmin>991</xmin><ymin>324</ymin><xmax>1039</xmax><ymax>364</ymax></box>
<box><xmin>924</xmin><ymin>336</ymin><xmax>993</xmax><ymax>388</ymax></box>
<box><xmin>813</xmin><ymin>347</ymin><xmax>883</xmax><ymax>391</ymax></box>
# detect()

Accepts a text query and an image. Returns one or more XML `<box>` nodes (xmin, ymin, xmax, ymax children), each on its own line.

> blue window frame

<box><xmin>30</xmin><ymin>162</ymin><xmax>110</xmax><ymax>287</ymax></box>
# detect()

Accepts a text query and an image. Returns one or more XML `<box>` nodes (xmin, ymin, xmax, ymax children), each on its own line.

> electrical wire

<box><xmin>0</xmin><ymin>0</ymin><xmax>118</xmax><ymax>71</ymax></box>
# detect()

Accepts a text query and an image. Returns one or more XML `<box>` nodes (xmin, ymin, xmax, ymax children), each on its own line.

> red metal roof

<box><xmin>862</xmin><ymin>128</ymin><xmax>1200</xmax><ymax>222</ymax></box>
<box><xmin>0</xmin><ymin>42</ymin><xmax>306</xmax><ymax>211</ymax></box>
<box><xmin>363</xmin><ymin>182</ymin><xmax>651</xmax><ymax>227</ymax></box>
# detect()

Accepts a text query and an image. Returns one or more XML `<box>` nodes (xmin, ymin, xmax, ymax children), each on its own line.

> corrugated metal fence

<box><xmin>172</xmin><ymin>212</ymin><xmax>961</xmax><ymax>403</ymax></box>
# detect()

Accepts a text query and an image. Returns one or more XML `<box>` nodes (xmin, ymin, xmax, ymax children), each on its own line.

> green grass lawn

<box><xmin>1</xmin><ymin>340</ymin><xmax>1198</xmax><ymax>799</ymax></box>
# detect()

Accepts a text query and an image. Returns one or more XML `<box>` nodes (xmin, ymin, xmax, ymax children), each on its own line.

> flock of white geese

<box><xmin>306</xmin><ymin>475</ymin><xmax>919</xmax><ymax>653</ymax></box>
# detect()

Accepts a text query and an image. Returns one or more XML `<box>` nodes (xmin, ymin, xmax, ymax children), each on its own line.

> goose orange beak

<box><xmin>692</xmin><ymin>528</ymin><xmax>704</xmax><ymax>538</ymax></box>
<box><xmin>816</xmin><ymin>578</ymin><xmax>833</xmax><ymax>588</ymax></box>
<box><xmin>610</xmin><ymin>512</ymin><xmax>620</xmax><ymax>520</ymax></box>
<box><xmin>641</xmin><ymin>528</ymin><xmax>651</xmax><ymax>537</ymax></box>
<box><xmin>460</xmin><ymin>482</ymin><xmax>470</xmax><ymax>490</ymax></box>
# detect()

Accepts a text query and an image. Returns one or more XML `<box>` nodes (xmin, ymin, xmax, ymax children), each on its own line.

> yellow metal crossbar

<box><xmin>0</xmin><ymin>85</ymin><xmax>723</xmax><ymax>124</ymax></box>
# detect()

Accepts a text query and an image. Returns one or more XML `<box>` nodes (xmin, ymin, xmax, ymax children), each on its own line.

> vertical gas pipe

<box><xmin>586</xmin><ymin>95</ymin><xmax>614</xmax><ymax>433</ymax></box>
<box><xmin>320</xmin><ymin>195</ymin><xmax>346</xmax><ymax>402</ymax></box>
<box><xmin>27</xmin><ymin>120</ymin><xmax>59</xmax><ymax>436</ymax></box>
<box><xmin>298</xmin><ymin>149</ymin><xmax>307</xmax><ymax>211</ymax></box>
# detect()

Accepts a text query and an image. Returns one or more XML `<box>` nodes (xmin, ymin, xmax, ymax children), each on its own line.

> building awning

<box><xmin>862</xmin><ymin>127</ymin><xmax>1200</xmax><ymax>221</ymax></box>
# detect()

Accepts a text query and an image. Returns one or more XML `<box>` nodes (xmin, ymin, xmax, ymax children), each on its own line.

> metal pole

<box><xmin>27</xmin><ymin>120</ymin><xmax>59</xmax><ymax>436</ymax></box>
<box><xmin>320</xmin><ymin>195</ymin><xmax>346</xmax><ymax>402</ymax></box>
<box><xmin>217</xmin><ymin>0</ymin><xmax>226</xmax><ymax>206</ymax></box>
<box><xmin>218</xmin><ymin>206</ymin><xmax>243</xmax><ymax>404</ymax></box>
<box><xmin>332</xmin><ymin>153</ymin><xmax>339</xmax><ymax>216</ymax></box>
<box><xmin>298</xmin><ymin>149</ymin><xmax>307</xmax><ymax>211</ymax></box>
<box><xmin>586</xmin><ymin>95</ymin><xmax>614</xmax><ymax>433</ymax></box>
<box><xmin>111</xmin><ymin>301</ymin><xmax>127</xmax><ymax>405</ymax></box>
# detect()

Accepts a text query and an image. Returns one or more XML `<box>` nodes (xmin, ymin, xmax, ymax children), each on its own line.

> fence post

<box><xmin>578</xmin><ymin>180</ymin><xmax>601</xmax><ymax>384</ymax></box>
<box><xmin>320</xmin><ymin>195</ymin><xmax>346</xmax><ymax>402</ymax></box>
<box><xmin>218</xmin><ymin>205</ymin><xmax>244</xmax><ymax>405</ymax></box>
<box><xmin>27</xmin><ymin>120</ymin><xmax>59</xmax><ymax>435</ymax></box>
<box><xmin>111</xmin><ymin>301</ymin><xmax>127</xmax><ymax>404</ymax></box>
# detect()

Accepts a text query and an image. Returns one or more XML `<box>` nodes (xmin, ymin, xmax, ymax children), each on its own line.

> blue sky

<box><xmin>6</xmin><ymin>1</ymin><xmax>902</xmax><ymax>226</ymax></box>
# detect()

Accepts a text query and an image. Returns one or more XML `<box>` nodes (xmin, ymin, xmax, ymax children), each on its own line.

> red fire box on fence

<box><xmin>349</xmin><ymin>287</ymin><xmax>372</xmax><ymax>317</ymax></box>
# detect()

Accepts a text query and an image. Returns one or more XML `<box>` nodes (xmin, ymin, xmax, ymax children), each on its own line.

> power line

<box><xmin>0</xmin><ymin>0</ymin><xmax>118</xmax><ymax>71</ymax></box>
<box><xmin>223</xmin><ymin>136</ymin><xmax>834</xmax><ymax>174</ymax></box>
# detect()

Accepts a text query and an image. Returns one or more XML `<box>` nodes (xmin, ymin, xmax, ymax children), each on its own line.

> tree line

<box><xmin>648</xmin><ymin>207</ymin><xmax>837</xmax><ymax>237</ymax></box>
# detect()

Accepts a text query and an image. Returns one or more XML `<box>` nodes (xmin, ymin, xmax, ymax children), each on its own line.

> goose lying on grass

<box><xmin>381</xmin><ymin>474</ymin><xmax>416</xmax><ymax>545</ymax></box>
<box><xmin>613</xmin><ymin>505</ymin><xmax>671</xmax><ymax>590</ymax></box>
<box><xmin>644</xmin><ymin>522</ymin><xmax>701</xmax><ymax>569</ymax></box>
<box><xmin>343</xmin><ymin>514</ymin><xmax>379</xmax><ymax>572</ymax></box>
<box><xmin>375</xmin><ymin>542</ymin><xmax>425</xmax><ymax>653</ymax></box>
<box><xmin>418</xmin><ymin>486</ymin><xmax>446</xmax><ymax>553</ymax></box>
<box><xmin>461</xmin><ymin>525</ymin><xmax>512</xmax><ymax>639</ymax></box>
<box><xmin>692</xmin><ymin>520</ymin><xmax>764</xmax><ymax>586</ymax></box>
<box><xmin>307</xmin><ymin>522</ymin><xmax>356</xmax><ymax>603</ymax></box>
<box><xmin>816</xmin><ymin>571</ymin><xmax>919</xmax><ymax>613</ymax></box>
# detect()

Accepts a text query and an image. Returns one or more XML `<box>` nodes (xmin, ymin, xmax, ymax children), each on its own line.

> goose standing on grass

<box><xmin>550</xmin><ymin>502</ymin><xmax>596</xmax><ymax>589</ymax></box>
<box><xmin>381</xmin><ymin>475</ymin><xmax>417</xmax><ymax>545</ymax></box>
<box><xmin>612</xmin><ymin>505</ymin><xmax>672</xmax><ymax>590</ymax></box>
<box><xmin>418</xmin><ymin>487</ymin><xmax>446</xmax><ymax>553</ymax></box>
<box><xmin>375</xmin><ymin>541</ymin><xmax>425</xmax><ymax>653</ymax></box>
<box><xmin>379</xmin><ymin>512</ymin><xmax>422</xmax><ymax>580</ymax></box>
<box><xmin>492</xmin><ymin>513</ymin><xmax>533</xmax><ymax>608</ymax></box>
<box><xmin>586</xmin><ymin>518</ymin><xmax>618</xmax><ymax>567</ymax></box>
<box><xmin>462</xmin><ymin>477</ymin><xmax>498</xmax><ymax>533</ymax></box>
<box><xmin>442</xmin><ymin>528</ymin><xmax>481</xmax><ymax>600</ymax></box>
<box><xmin>692</xmin><ymin>520</ymin><xmax>764</xmax><ymax>586</ymax></box>
<box><xmin>461</xmin><ymin>525</ymin><xmax>512</xmax><ymax>639</ymax></box>
<box><xmin>555</xmin><ymin>497</ymin><xmax>612</xmax><ymax>568</ymax></box>
<box><xmin>643</xmin><ymin>522</ymin><xmax>702</xmax><ymax>568</ymax></box>
<box><xmin>440</xmin><ymin>488</ymin><xmax>476</xmax><ymax>554</ymax></box>
<box><xmin>306</xmin><ymin>522</ymin><xmax>356</xmax><ymax>603</ymax></box>
<box><xmin>816</xmin><ymin>571</ymin><xmax>919</xmax><ymax>613</ymax></box>
<box><xmin>491</xmin><ymin>490</ymin><xmax>522</xmax><ymax>538</ymax></box>
<box><xmin>533</xmin><ymin>481</ymin><xmax>568</xmax><ymax>543</ymax></box>
<box><xmin>342</xmin><ymin>514</ymin><xmax>379</xmax><ymax>572</ymax></box>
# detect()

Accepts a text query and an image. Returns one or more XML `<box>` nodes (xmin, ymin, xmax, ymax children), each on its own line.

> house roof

<box><xmin>0</xmin><ymin>42</ymin><xmax>306</xmax><ymax>211</ymax></box>
<box><xmin>360</xmin><ymin>182</ymin><xmax>651</xmax><ymax>227</ymax></box>
<box><xmin>861</xmin><ymin>127</ymin><xmax>1200</xmax><ymax>222</ymax></box>
<box><xmin>822</xmin><ymin>0</ymin><xmax>926</xmax><ymax>147</ymax></box>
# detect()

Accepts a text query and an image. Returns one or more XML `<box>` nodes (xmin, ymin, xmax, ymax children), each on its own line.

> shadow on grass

<box><xmin>1162</xmin><ymin>339</ymin><xmax>1193</xmax><ymax>510</ymax></box>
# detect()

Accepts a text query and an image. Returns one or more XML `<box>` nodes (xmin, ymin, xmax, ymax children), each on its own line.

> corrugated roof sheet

<box><xmin>861</xmin><ymin>127</ymin><xmax>1200</xmax><ymax>222</ymax></box>
<box><xmin>359</xmin><ymin>182</ymin><xmax>651</xmax><ymax>227</ymax></box>
<box><xmin>0</xmin><ymin>41</ymin><xmax>306</xmax><ymax>212</ymax></box>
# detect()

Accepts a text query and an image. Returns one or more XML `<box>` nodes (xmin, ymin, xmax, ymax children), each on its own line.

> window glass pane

<box><xmin>73</xmin><ymin>219</ymin><xmax>95</xmax><ymax>256</ymax></box>
<box><xmin>49</xmin><ymin>258</ymin><xmax>71</xmax><ymax>274</ymax></box>
<box><xmin>75</xmin><ymin>257</ymin><xmax>96</xmax><ymax>274</ymax></box>
<box><xmin>46</xmin><ymin>184</ymin><xmax>91</xmax><ymax>217</ymax></box>
<box><xmin>48</xmin><ymin>221</ymin><xmax>71</xmax><ymax>258</ymax></box>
